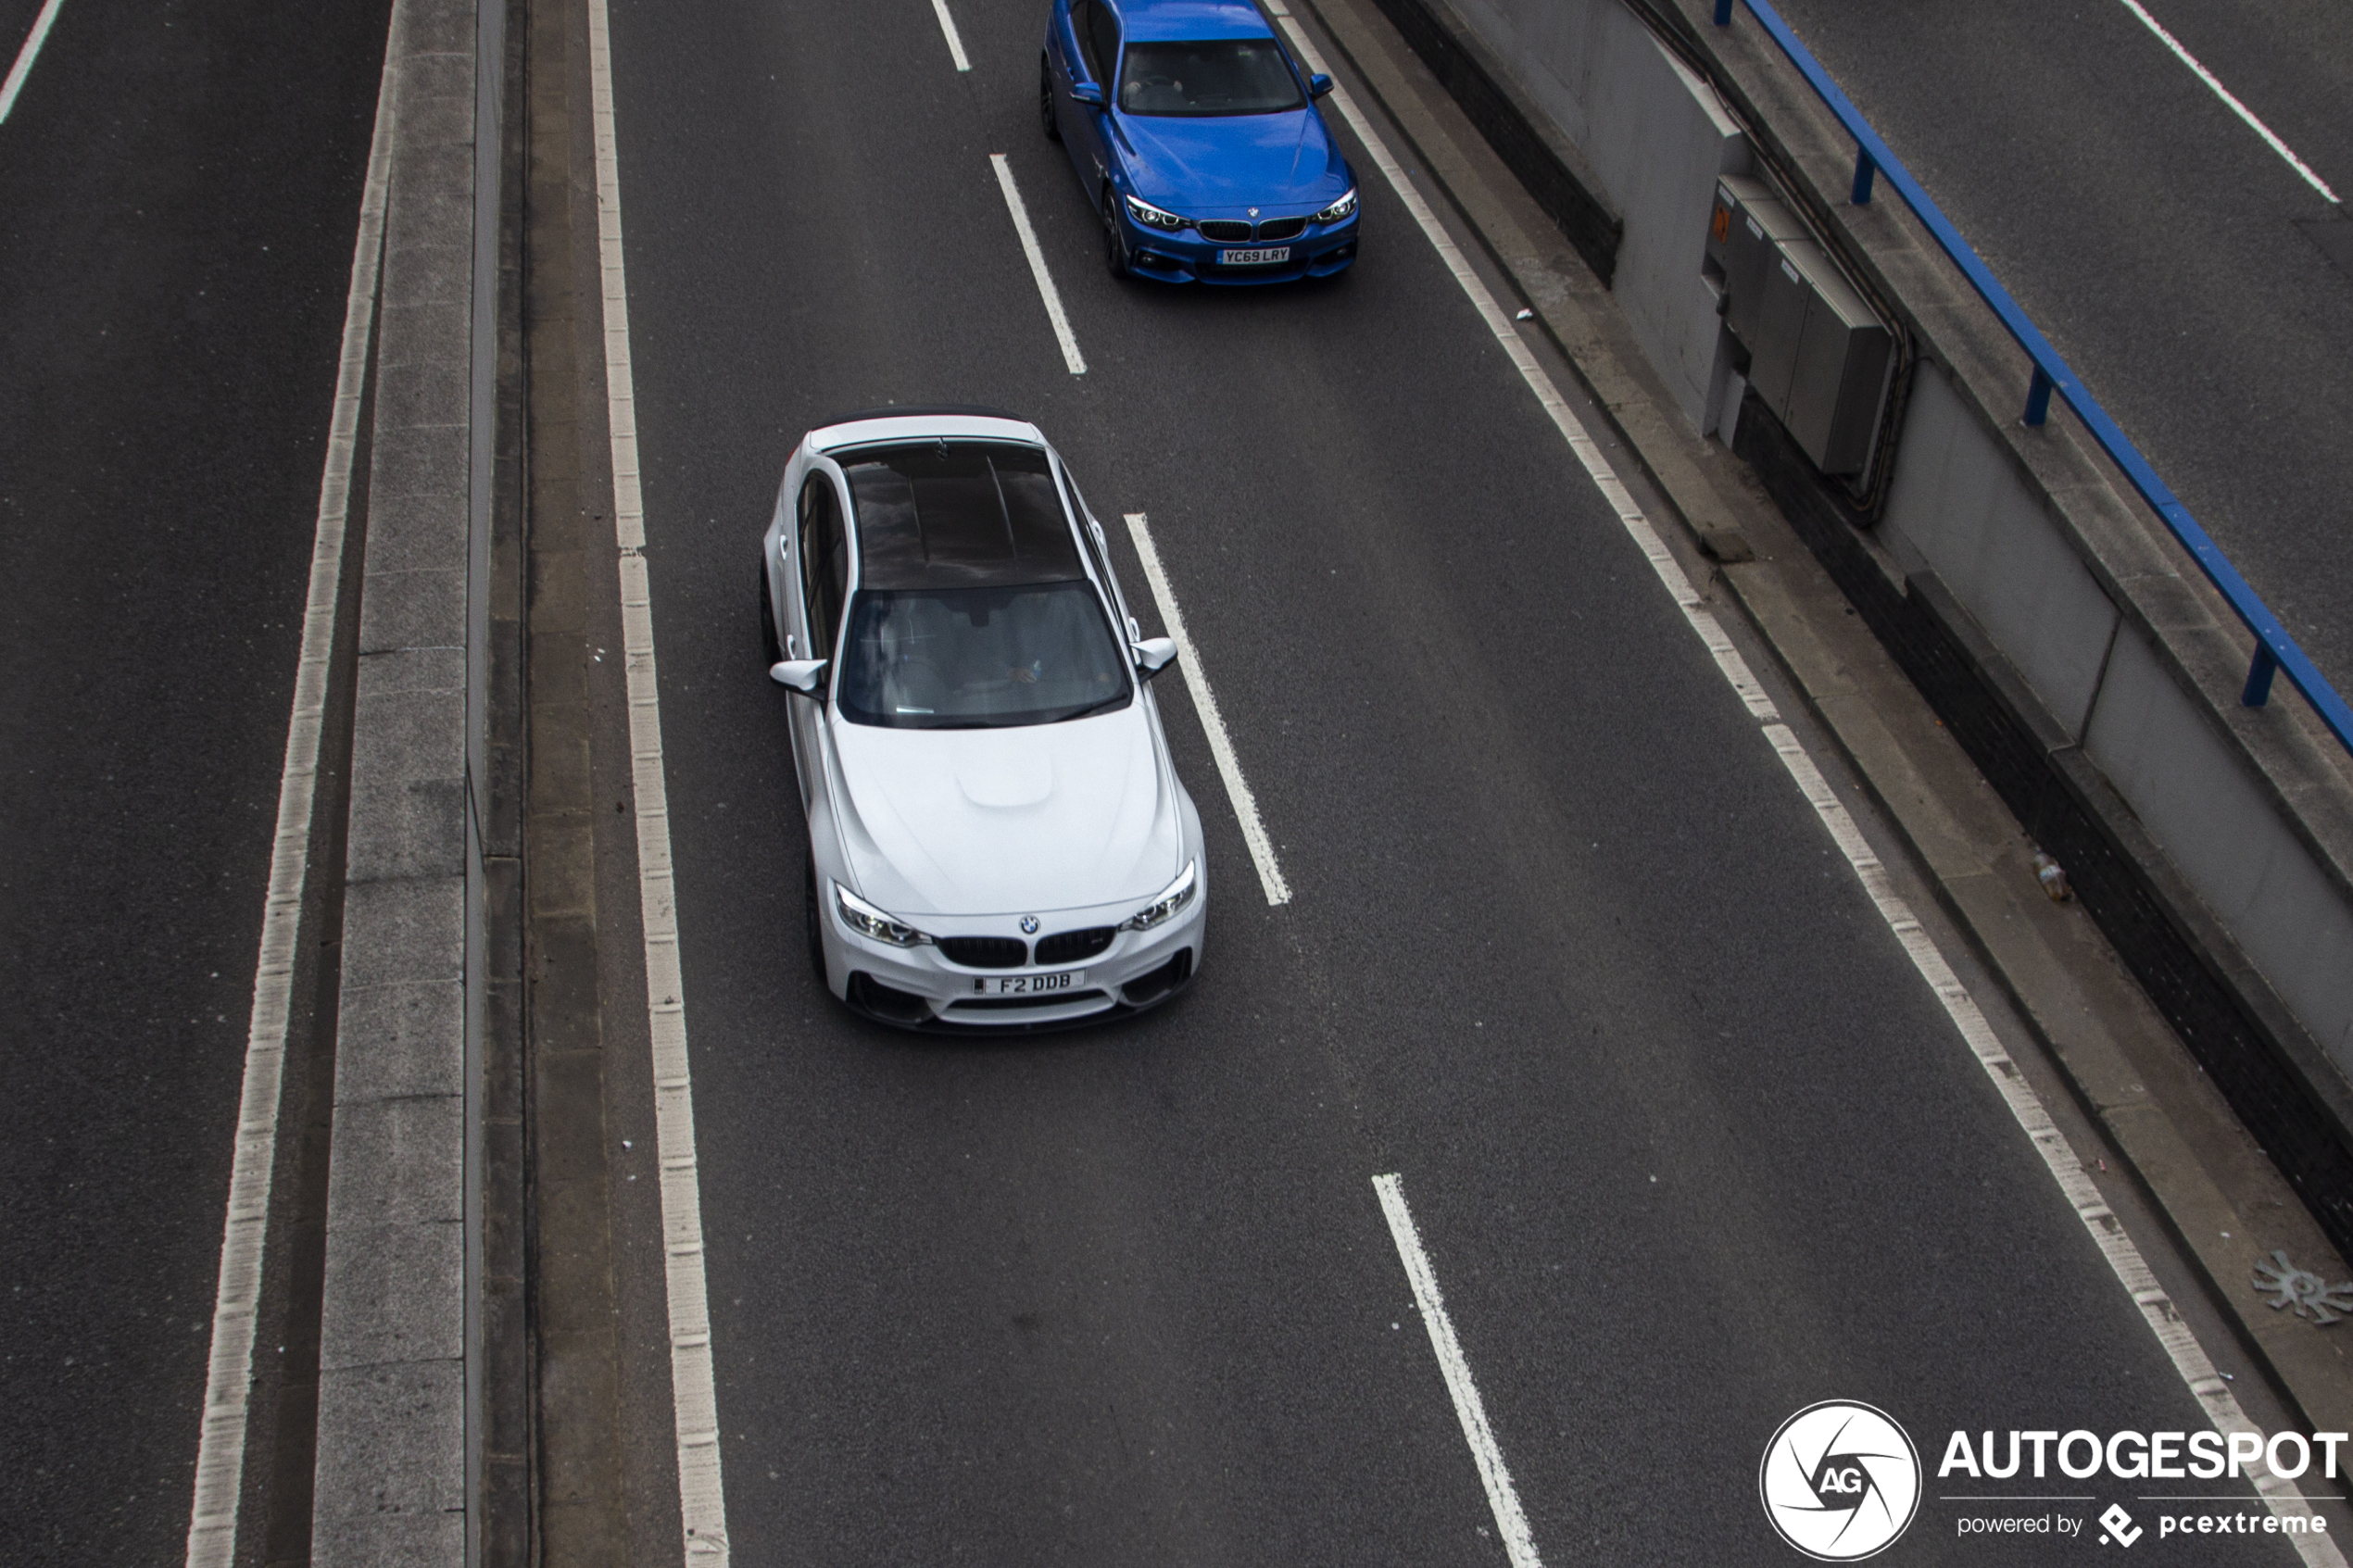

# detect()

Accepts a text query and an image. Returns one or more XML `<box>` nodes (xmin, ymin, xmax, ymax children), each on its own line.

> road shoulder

<box><xmin>1293</xmin><ymin>0</ymin><xmax>2353</xmax><ymax>1440</ymax></box>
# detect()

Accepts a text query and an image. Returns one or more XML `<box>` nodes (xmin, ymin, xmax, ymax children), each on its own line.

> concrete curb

<box><xmin>1291</xmin><ymin>0</ymin><xmax>2353</xmax><ymax>1439</ymax></box>
<box><xmin>308</xmin><ymin>0</ymin><xmax>521</xmax><ymax>1559</ymax></box>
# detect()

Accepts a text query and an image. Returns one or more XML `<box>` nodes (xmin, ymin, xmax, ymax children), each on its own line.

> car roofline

<box><xmin>808</xmin><ymin>409</ymin><xmax>1045</xmax><ymax>452</ymax></box>
<box><xmin>1110</xmin><ymin>0</ymin><xmax>1278</xmax><ymax>44</ymax></box>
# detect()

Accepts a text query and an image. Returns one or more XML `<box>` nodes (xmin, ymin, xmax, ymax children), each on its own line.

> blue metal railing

<box><xmin>1712</xmin><ymin>0</ymin><xmax>2353</xmax><ymax>757</ymax></box>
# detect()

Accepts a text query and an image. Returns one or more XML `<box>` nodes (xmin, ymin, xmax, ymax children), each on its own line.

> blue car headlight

<box><xmin>1312</xmin><ymin>188</ymin><xmax>1358</xmax><ymax>224</ymax></box>
<box><xmin>1119</xmin><ymin>861</ymin><xmax>1198</xmax><ymax>932</ymax></box>
<box><xmin>1124</xmin><ymin>194</ymin><xmax>1190</xmax><ymax>233</ymax></box>
<box><xmin>835</xmin><ymin>883</ymin><xmax>933</xmax><ymax>947</ymax></box>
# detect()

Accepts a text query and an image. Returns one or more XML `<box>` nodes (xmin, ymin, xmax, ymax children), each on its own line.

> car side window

<box><xmin>1086</xmin><ymin>4</ymin><xmax>1121</xmax><ymax>94</ymax></box>
<box><xmin>1069</xmin><ymin>0</ymin><xmax>1100</xmax><ymax>81</ymax></box>
<box><xmin>1060</xmin><ymin>463</ymin><xmax>1125</xmax><ymax>621</ymax></box>
<box><xmin>798</xmin><ymin>473</ymin><xmax>848</xmax><ymax>661</ymax></box>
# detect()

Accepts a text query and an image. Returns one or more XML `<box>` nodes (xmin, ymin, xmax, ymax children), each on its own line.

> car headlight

<box><xmin>1124</xmin><ymin>194</ymin><xmax>1189</xmax><ymax>232</ymax></box>
<box><xmin>1119</xmin><ymin>860</ymin><xmax>1198</xmax><ymax>932</ymax></box>
<box><xmin>1312</xmin><ymin>188</ymin><xmax>1358</xmax><ymax>224</ymax></box>
<box><xmin>835</xmin><ymin>883</ymin><xmax>932</xmax><ymax>947</ymax></box>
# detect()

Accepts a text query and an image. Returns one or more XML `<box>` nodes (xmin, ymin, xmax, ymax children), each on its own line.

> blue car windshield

<box><xmin>836</xmin><ymin>583</ymin><xmax>1133</xmax><ymax>730</ymax></box>
<box><xmin>1118</xmin><ymin>39</ymin><xmax>1303</xmax><ymax>117</ymax></box>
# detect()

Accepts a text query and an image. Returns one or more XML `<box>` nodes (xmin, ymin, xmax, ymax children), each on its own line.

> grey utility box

<box><xmin>1710</xmin><ymin>176</ymin><xmax>1894</xmax><ymax>477</ymax></box>
<box><xmin>1781</xmin><ymin>244</ymin><xmax>1892</xmax><ymax>476</ymax></box>
<box><xmin>1715</xmin><ymin>177</ymin><xmax>1808</xmax><ymax>347</ymax></box>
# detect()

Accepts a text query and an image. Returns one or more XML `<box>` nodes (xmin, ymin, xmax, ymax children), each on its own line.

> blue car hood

<box><xmin>1117</xmin><ymin>109</ymin><xmax>1348</xmax><ymax>215</ymax></box>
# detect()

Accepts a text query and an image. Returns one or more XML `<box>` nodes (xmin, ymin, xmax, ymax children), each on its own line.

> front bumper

<box><xmin>1119</xmin><ymin>209</ymin><xmax>1359</xmax><ymax>284</ymax></box>
<box><xmin>828</xmin><ymin>881</ymin><xmax>1206</xmax><ymax>1032</ymax></box>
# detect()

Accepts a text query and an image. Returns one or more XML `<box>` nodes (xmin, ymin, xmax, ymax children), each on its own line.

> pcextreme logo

<box><xmin>1760</xmin><ymin>1401</ymin><xmax>1924</xmax><ymax>1561</ymax></box>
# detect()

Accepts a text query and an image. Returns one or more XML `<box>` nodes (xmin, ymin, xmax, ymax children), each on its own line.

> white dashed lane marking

<box><xmin>991</xmin><ymin>153</ymin><xmax>1087</xmax><ymax>376</ymax></box>
<box><xmin>1124</xmin><ymin>511</ymin><xmax>1291</xmax><ymax>906</ymax></box>
<box><xmin>0</xmin><ymin>0</ymin><xmax>66</xmax><ymax>125</ymax></box>
<box><xmin>1375</xmin><ymin>1173</ymin><xmax>1544</xmax><ymax>1568</ymax></box>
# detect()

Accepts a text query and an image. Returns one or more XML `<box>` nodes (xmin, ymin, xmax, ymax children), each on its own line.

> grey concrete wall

<box><xmin>1423</xmin><ymin>0</ymin><xmax>2353</xmax><ymax>1078</ymax></box>
<box><xmin>1874</xmin><ymin>357</ymin><xmax>2353</xmax><ymax>1073</ymax></box>
<box><xmin>312</xmin><ymin>0</ymin><xmax>480</xmax><ymax>1559</ymax></box>
<box><xmin>1880</xmin><ymin>365</ymin><xmax>2123</xmax><ymax>739</ymax></box>
<box><xmin>1449</xmin><ymin>0</ymin><xmax>1748</xmax><ymax>430</ymax></box>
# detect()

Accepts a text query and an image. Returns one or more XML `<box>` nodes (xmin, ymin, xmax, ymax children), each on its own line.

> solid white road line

<box><xmin>1277</xmin><ymin>8</ymin><xmax>2341</xmax><ymax>1559</ymax></box>
<box><xmin>586</xmin><ymin>0</ymin><xmax>734</xmax><ymax>1560</ymax></box>
<box><xmin>182</xmin><ymin>32</ymin><xmax>396</xmax><ymax>1568</ymax></box>
<box><xmin>2113</xmin><ymin>0</ymin><xmax>2339</xmax><ymax>205</ymax></box>
<box><xmin>0</xmin><ymin>0</ymin><xmax>66</xmax><ymax>124</ymax></box>
<box><xmin>928</xmin><ymin>0</ymin><xmax>971</xmax><ymax>72</ymax></box>
<box><xmin>1374</xmin><ymin>1174</ymin><xmax>1545</xmax><ymax>1568</ymax></box>
<box><xmin>990</xmin><ymin>153</ymin><xmax>1088</xmax><ymax>376</ymax></box>
<box><xmin>1123</xmin><ymin>512</ymin><xmax>1291</xmax><ymax>906</ymax></box>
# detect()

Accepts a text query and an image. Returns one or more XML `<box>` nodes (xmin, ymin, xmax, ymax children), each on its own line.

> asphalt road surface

<box><xmin>0</xmin><ymin>0</ymin><xmax>388</xmax><ymax>1560</ymax></box>
<box><xmin>1758</xmin><ymin>0</ymin><xmax>2353</xmax><ymax>707</ymax></box>
<box><xmin>583</xmin><ymin>0</ymin><xmax>2330</xmax><ymax>1560</ymax></box>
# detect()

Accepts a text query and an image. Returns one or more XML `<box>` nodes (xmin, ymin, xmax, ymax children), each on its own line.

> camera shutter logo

<box><xmin>1759</xmin><ymin>1400</ymin><xmax>1921</xmax><ymax>1560</ymax></box>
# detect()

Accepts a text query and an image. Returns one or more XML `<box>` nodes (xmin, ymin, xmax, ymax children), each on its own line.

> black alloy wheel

<box><xmin>1103</xmin><ymin>191</ymin><xmax>1131</xmax><ymax>279</ymax></box>
<box><xmin>804</xmin><ymin>855</ymin><xmax>826</xmax><ymax>982</ymax></box>
<box><xmin>1040</xmin><ymin>57</ymin><xmax>1061</xmax><ymax>142</ymax></box>
<box><xmin>759</xmin><ymin>563</ymin><xmax>783</xmax><ymax>663</ymax></box>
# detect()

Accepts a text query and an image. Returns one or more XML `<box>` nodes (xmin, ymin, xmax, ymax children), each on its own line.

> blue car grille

<box><xmin>1198</xmin><ymin>217</ymin><xmax>1309</xmax><ymax>244</ymax></box>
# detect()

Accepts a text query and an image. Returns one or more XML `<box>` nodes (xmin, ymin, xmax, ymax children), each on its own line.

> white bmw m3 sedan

<box><xmin>760</xmin><ymin>407</ymin><xmax>1207</xmax><ymax>1029</ymax></box>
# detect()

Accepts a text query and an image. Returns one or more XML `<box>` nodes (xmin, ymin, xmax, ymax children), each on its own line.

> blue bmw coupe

<box><xmin>1042</xmin><ymin>0</ymin><xmax>1360</xmax><ymax>283</ymax></box>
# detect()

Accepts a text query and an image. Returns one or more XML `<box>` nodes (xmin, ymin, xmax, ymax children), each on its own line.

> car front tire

<box><xmin>1102</xmin><ymin>191</ymin><xmax>1130</xmax><ymax>279</ymax></box>
<box><xmin>803</xmin><ymin>855</ymin><xmax>826</xmax><ymax>984</ymax></box>
<box><xmin>1040</xmin><ymin>57</ymin><xmax>1061</xmax><ymax>142</ymax></box>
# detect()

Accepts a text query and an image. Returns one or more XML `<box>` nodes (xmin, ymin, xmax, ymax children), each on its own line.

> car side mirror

<box><xmin>769</xmin><ymin>659</ymin><xmax>828</xmax><ymax>695</ymax></box>
<box><xmin>1309</xmin><ymin>73</ymin><xmax>1334</xmax><ymax>98</ymax></box>
<box><xmin>1071</xmin><ymin>82</ymin><xmax>1104</xmax><ymax>107</ymax></box>
<box><xmin>1132</xmin><ymin>637</ymin><xmax>1177</xmax><ymax>678</ymax></box>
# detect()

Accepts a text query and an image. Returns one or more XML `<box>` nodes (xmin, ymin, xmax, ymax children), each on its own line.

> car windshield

<box><xmin>836</xmin><ymin>583</ymin><xmax>1133</xmax><ymax>729</ymax></box>
<box><xmin>1118</xmin><ymin>38</ymin><xmax>1303</xmax><ymax>117</ymax></box>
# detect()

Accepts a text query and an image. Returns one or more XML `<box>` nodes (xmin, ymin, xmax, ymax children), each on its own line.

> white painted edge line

<box><xmin>1373</xmin><ymin>1173</ymin><xmax>1544</xmax><ymax>1568</ymax></box>
<box><xmin>928</xmin><ymin>0</ymin><xmax>971</xmax><ymax>72</ymax></box>
<box><xmin>586</xmin><ymin>0</ymin><xmax>734</xmax><ymax>1560</ymax></box>
<box><xmin>990</xmin><ymin>153</ymin><xmax>1088</xmax><ymax>376</ymax></box>
<box><xmin>182</xmin><ymin>33</ymin><xmax>396</xmax><ymax>1568</ymax></box>
<box><xmin>1123</xmin><ymin>512</ymin><xmax>1291</xmax><ymax>906</ymax></box>
<box><xmin>1278</xmin><ymin>11</ymin><xmax>2343</xmax><ymax>1562</ymax></box>
<box><xmin>0</xmin><ymin>0</ymin><xmax>66</xmax><ymax>125</ymax></box>
<box><xmin>2113</xmin><ymin>0</ymin><xmax>2339</xmax><ymax>205</ymax></box>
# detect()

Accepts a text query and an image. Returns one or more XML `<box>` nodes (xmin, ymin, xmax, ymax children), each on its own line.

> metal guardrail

<box><xmin>1713</xmin><ymin>0</ymin><xmax>2353</xmax><ymax>759</ymax></box>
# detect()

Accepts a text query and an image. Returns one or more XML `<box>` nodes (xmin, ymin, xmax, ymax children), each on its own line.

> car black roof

<box><xmin>839</xmin><ymin>441</ymin><xmax>1087</xmax><ymax>591</ymax></box>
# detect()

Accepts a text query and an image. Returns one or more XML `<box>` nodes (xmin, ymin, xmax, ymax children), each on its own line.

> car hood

<box><xmin>1118</xmin><ymin>109</ymin><xmax>1348</xmax><ymax>214</ymax></box>
<box><xmin>827</xmin><ymin>702</ymin><xmax>1180</xmax><ymax>919</ymax></box>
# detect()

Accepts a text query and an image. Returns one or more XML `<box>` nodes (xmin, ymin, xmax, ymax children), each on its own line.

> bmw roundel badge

<box><xmin>1248</xmin><ymin>207</ymin><xmax>1260</xmax><ymax>218</ymax></box>
<box><xmin>1020</xmin><ymin>915</ymin><xmax>1039</xmax><ymax>934</ymax></box>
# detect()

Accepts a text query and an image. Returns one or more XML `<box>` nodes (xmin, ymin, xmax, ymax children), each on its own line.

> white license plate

<box><xmin>1220</xmin><ymin>246</ymin><xmax>1291</xmax><ymax>266</ymax></box>
<box><xmin>976</xmin><ymin>970</ymin><xmax>1086</xmax><ymax>996</ymax></box>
